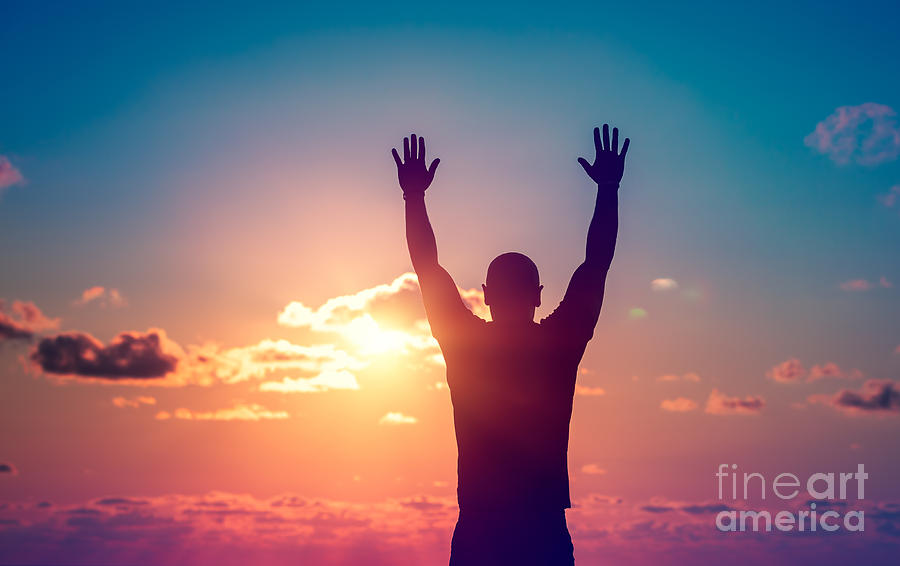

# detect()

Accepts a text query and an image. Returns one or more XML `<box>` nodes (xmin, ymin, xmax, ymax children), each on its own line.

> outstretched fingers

<box><xmin>428</xmin><ymin>158</ymin><xmax>440</xmax><ymax>178</ymax></box>
<box><xmin>419</xmin><ymin>136</ymin><xmax>426</xmax><ymax>163</ymax></box>
<box><xmin>403</xmin><ymin>137</ymin><xmax>410</xmax><ymax>162</ymax></box>
<box><xmin>577</xmin><ymin>156</ymin><xmax>592</xmax><ymax>174</ymax></box>
<box><xmin>410</xmin><ymin>134</ymin><xmax>418</xmax><ymax>161</ymax></box>
<box><xmin>602</xmin><ymin>124</ymin><xmax>610</xmax><ymax>152</ymax></box>
<box><xmin>593</xmin><ymin>126</ymin><xmax>602</xmax><ymax>155</ymax></box>
<box><xmin>620</xmin><ymin>137</ymin><xmax>630</xmax><ymax>159</ymax></box>
<box><xmin>612</xmin><ymin>127</ymin><xmax>619</xmax><ymax>153</ymax></box>
<box><xmin>391</xmin><ymin>147</ymin><xmax>402</xmax><ymax>168</ymax></box>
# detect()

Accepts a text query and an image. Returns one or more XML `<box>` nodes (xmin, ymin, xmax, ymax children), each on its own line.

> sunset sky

<box><xmin>2</xmin><ymin>2</ymin><xmax>900</xmax><ymax>564</ymax></box>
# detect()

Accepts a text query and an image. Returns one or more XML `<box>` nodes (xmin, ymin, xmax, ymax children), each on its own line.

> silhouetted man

<box><xmin>391</xmin><ymin>125</ymin><xmax>629</xmax><ymax>565</ymax></box>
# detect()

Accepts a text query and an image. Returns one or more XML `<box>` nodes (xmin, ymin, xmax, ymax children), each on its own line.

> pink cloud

<box><xmin>705</xmin><ymin>389</ymin><xmax>765</xmax><ymax>415</ymax></box>
<box><xmin>0</xmin><ymin>156</ymin><xmax>23</xmax><ymax>191</ymax></box>
<box><xmin>766</xmin><ymin>358</ymin><xmax>806</xmax><ymax>382</ymax></box>
<box><xmin>804</xmin><ymin>103</ymin><xmax>900</xmax><ymax>165</ymax></box>
<box><xmin>0</xmin><ymin>299</ymin><xmax>59</xmax><ymax>343</ymax></box>
<box><xmin>879</xmin><ymin>185</ymin><xmax>900</xmax><ymax>207</ymax></box>
<box><xmin>0</xmin><ymin>491</ymin><xmax>898</xmax><ymax>565</ymax></box>
<box><xmin>656</xmin><ymin>372</ymin><xmax>700</xmax><ymax>383</ymax></box>
<box><xmin>768</xmin><ymin>358</ymin><xmax>860</xmax><ymax>383</ymax></box>
<box><xmin>840</xmin><ymin>279</ymin><xmax>873</xmax><ymax>291</ymax></box>
<box><xmin>74</xmin><ymin>286</ymin><xmax>127</xmax><ymax>308</ymax></box>
<box><xmin>808</xmin><ymin>362</ymin><xmax>862</xmax><ymax>381</ymax></box>
<box><xmin>575</xmin><ymin>385</ymin><xmax>606</xmax><ymax>396</ymax></box>
<box><xmin>112</xmin><ymin>396</ymin><xmax>156</xmax><ymax>409</ymax></box>
<box><xmin>660</xmin><ymin>397</ymin><xmax>698</xmax><ymax>412</ymax></box>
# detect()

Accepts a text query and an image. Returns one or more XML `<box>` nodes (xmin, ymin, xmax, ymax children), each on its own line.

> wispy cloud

<box><xmin>155</xmin><ymin>403</ymin><xmax>289</xmax><ymax>421</ymax></box>
<box><xmin>705</xmin><ymin>389</ymin><xmax>764</xmax><ymax>415</ymax></box>
<box><xmin>657</xmin><ymin>372</ymin><xmax>701</xmax><ymax>383</ymax></box>
<box><xmin>259</xmin><ymin>370</ymin><xmax>360</xmax><ymax>393</ymax></box>
<box><xmin>0</xmin><ymin>300</ymin><xmax>59</xmax><ymax>343</ymax></box>
<box><xmin>378</xmin><ymin>412</ymin><xmax>417</xmax><ymax>425</ymax></box>
<box><xmin>112</xmin><ymin>396</ymin><xmax>157</xmax><ymax>409</ymax></box>
<box><xmin>768</xmin><ymin>358</ymin><xmax>862</xmax><ymax>383</ymax></box>
<box><xmin>839</xmin><ymin>277</ymin><xmax>892</xmax><ymax>291</ymax></box>
<box><xmin>879</xmin><ymin>185</ymin><xmax>900</xmax><ymax>208</ymax></box>
<box><xmin>74</xmin><ymin>286</ymin><xmax>126</xmax><ymax>308</ymax></box>
<box><xmin>580</xmin><ymin>464</ymin><xmax>607</xmax><ymax>475</ymax></box>
<box><xmin>575</xmin><ymin>385</ymin><xmax>605</xmax><ymax>396</ymax></box>
<box><xmin>660</xmin><ymin>397</ymin><xmax>698</xmax><ymax>412</ymax></box>
<box><xmin>650</xmin><ymin>278</ymin><xmax>678</xmax><ymax>291</ymax></box>
<box><xmin>805</xmin><ymin>103</ymin><xmax>900</xmax><ymax>165</ymax></box>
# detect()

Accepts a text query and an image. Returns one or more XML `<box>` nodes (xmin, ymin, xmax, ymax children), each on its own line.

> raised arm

<box><xmin>392</xmin><ymin>134</ymin><xmax>477</xmax><ymax>336</ymax></box>
<box><xmin>577</xmin><ymin>124</ymin><xmax>630</xmax><ymax>273</ymax></box>
<box><xmin>544</xmin><ymin>124</ymin><xmax>630</xmax><ymax>335</ymax></box>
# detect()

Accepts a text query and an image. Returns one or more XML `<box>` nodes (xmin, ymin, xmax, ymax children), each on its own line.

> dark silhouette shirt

<box><xmin>421</xmin><ymin>270</ymin><xmax>600</xmax><ymax>511</ymax></box>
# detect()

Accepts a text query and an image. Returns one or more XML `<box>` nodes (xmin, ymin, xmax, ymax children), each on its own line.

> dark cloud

<box><xmin>0</xmin><ymin>463</ymin><xmax>15</xmax><ymax>475</ymax></box>
<box><xmin>399</xmin><ymin>496</ymin><xmax>448</xmax><ymax>513</ymax></box>
<box><xmin>680</xmin><ymin>503</ymin><xmax>732</xmax><ymax>514</ymax></box>
<box><xmin>828</xmin><ymin>379</ymin><xmax>900</xmax><ymax>415</ymax></box>
<box><xmin>96</xmin><ymin>498</ymin><xmax>149</xmax><ymax>507</ymax></box>
<box><xmin>31</xmin><ymin>329</ymin><xmax>178</xmax><ymax>380</ymax></box>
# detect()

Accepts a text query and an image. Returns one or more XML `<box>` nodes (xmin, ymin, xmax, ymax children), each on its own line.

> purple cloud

<box><xmin>31</xmin><ymin>329</ymin><xmax>179</xmax><ymax>380</ymax></box>
<box><xmin>0</xmin><ymin>156</ymin><xmax>23</xmax><ymax>192</ymax></box>
<box><xmin>816</xmin><ymin>379</ymin><xmax>900</xmax><ymax>416</ymax></box>
<box><xmin>805</xmin><ymin>103</ymin><xmax>900</xmax><ymax>165</ymax></box>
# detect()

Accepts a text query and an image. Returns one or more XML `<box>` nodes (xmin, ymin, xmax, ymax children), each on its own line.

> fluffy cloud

<box><xmin>31</xmin><ymin>329</ymin><xmax>179</xmax><ymax>381</ymax></box>
<box><xmin>277</xmin><ymin>272</ymin><xmax>481</xmax><ymax>358</ymax></box>
<box><xmin>74</xmin><ymin>286</ymin><xmax>126</xmax><ymax>308</ymax></box>
<box><xmin>650</xmin><ymin>278</ymin><xmax>678</xmax><ymax>291</ymax></box>
<box><xmin>378</xmin><ymin>412</ymin><xmax>417</xmax><ymax>425</ymax></box>
<box><xmin>259</xmin><ymin>370</ymin><xmax>360</xmax><ymax>393</ymax></box>
<box><xmin>808</xmin><ymin>362</ymin><xmax>862</xmax><ymax>381</ymax></box>
<box><xmin>767</xmin><ymin>358</ymin><xmax>861</xmax><ymax>383</ymax></box>
<box><xmin>0</xmin><ymin>156</ymin><xmax>23</xmax><ymax>192</ymax></box>
<box><xmin>213</xmin><ymin>339</ymin><xmax>364</xmax><ymax>385</ymax></box>
<box><xmin>660</xmin><ymin>397</ymin><xmax>698</xmax><ymax>412</ymax></box>
<box><xmin>705</xmin><ymin>389</ymin><xmax>764</xmax><ymax>415</ymax></box>
<box><xmin>112</xmin><ymin>396</ymin><xmax>157</xmax><ymax>408</ymax></box>
<box><xmin>804</xmin><ymin>103</ymin><xmax>900</xmax><ymax>165</ymax></box>
<box><xmin>0</xmin><ymin>300</ymin><xmax>59</xmax><ymax>343</ymax></box>
<box><xmin>155</xmin><ymin>404</ymin><xmax>289</xmax><ymax>421</ymax></box>
<box><xmin>840</xmin><ymin>277</ymin><xmax>892</xmax><ymax>291</ymax></box>
<box><xmin>811</xmin><ymin>379</ymin><xmax>900</xmax><ymax>416</ymax></box>
<box><xmin>766</xmin><ymin>358</ymin><xmax>806</xmax><ymax>382</ymax></box>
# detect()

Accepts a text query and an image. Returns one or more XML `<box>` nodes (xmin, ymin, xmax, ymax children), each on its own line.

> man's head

<box><xmin>482</xmin><ymin>252</ymin><xmax>543</xmax><ymax>323</ymax></box>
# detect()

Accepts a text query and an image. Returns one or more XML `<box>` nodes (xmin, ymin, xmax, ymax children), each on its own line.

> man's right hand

<box><xmin>392</xmin><ymin>133</ymin><xmax>440</xmax><ymax>198</ymax></box>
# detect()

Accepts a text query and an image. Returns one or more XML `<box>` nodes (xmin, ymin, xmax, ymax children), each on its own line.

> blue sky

<box><xmin>1</xmin><ymin>3</ymin><xmax>900</xmax><ymax>563</ymax></box>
